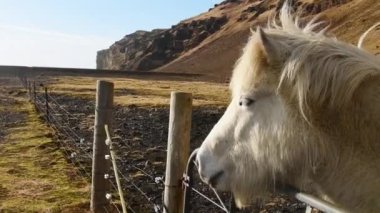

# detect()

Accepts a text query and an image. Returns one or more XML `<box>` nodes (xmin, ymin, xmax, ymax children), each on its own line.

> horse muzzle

<box><xmin>196</xmin><ymin>146</ymin><xmax>230</xmax><ymax>191</ymax></box>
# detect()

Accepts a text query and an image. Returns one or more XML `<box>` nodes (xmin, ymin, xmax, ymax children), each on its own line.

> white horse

<box><xmin>196</xmin><ymin>3</ymin><xmax>380</xmax><ymax>212</ymax></box>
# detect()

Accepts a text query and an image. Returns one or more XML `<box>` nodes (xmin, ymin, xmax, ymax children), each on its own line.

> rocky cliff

<box><xmin>97</xmin><ymin>30</ymin><xmax>164</xmax><ymax>70</ymax></box>
<box><xmin>97</xmin><ymin>15</ymin><xmax>227</xmax><ymax>71</ymax></box>
<box><xmin>97</xmin><ymin>0</ymin><xmax>380</xmax><ymax>81</ymax></box>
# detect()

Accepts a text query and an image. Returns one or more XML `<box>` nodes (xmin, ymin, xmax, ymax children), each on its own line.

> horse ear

<box><xmin>257</xmin><ymin>27</ymin><xmax>281</xmax><ymax>64</ymax></box>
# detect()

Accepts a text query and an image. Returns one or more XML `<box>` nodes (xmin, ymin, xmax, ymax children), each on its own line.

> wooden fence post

<box><xmin>23</xmin><ymin>76</ymin><xmax>27</xmax><ymax>88</ymax></box>
<box><xmin>164</xmin><ymin>92</ymin><xmax>192</xmax><ymax>213</ymax></box>
<box><xmin>33</xmin><ymin>82</ymin><xmax>36</xmax><ymax>104</ymax></box>
<box><xmin>44</xmin><ymin>87</ymin><xmax>49</xmax><ymax>123</ymax></box>
<box><xmin>28</xmin><ymin>81</ymin><xmax>31</xmax><ymax>100</ymax></box>
<box><xmin>91</xmin><ymin>80</ymin><xmax>113</xmax><ymax>213</ymax></box>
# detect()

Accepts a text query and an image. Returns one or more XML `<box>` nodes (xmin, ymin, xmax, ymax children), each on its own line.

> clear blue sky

<box><xmin>0</xmin><ymin>0</ymin><xmax>221</xmax><ymax>68</ymax></box>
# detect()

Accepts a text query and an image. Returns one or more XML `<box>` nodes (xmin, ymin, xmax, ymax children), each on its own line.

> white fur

<box><xmin>197</xmin><ymin>2</ymin><xmax>380</xmax><ymax>212</ymax></box>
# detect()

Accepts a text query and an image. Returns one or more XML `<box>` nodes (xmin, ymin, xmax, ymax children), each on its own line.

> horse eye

<box><xmin>239</xmin><ymin>98</ymin><xmax>255</xmax><ymax>106</ymax></box>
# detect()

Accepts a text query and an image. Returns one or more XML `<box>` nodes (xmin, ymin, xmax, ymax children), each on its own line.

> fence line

<box><xmin>47</xmin><ymin>114</ymin><xmax>93</xmax><ymax>178</ymax></box>
<box><xmin>117</xmin><ymin>169</ymin><xmax>162</xmax><ymax>212</ymax></box>
<box><xmin>23</xmin><ymin>78</ymin><xmax>162</xmax><ymax>212</ymax></box>
<box><xmin>46</xmin><ymin>93</ymin><xmax>80</xmax><ymax>119</ymax></box>
<box><xmin>22</xmin><ymin>79</ymin><xmax>100</xmax><ymax>201</ymax></box>
<box><xmin>105</xmin><ymin>124</ymin><xmax>127</xmax><ymax>213</ymax></box>
<box><xmin>18</xmin><ymin>75</ymin><xmax>347</xmax><ymax>213</ymax></box>
<box><xmin>45</xmin><ymin>122</ymin><xmax>90</xmax><ymax>179</ymax></box>
<box><xmin>18</xmin><ymin>76</ymin><xmax>176</xmax><ymax>213</ymax></box>
<box><xmin>46</xmin><ymin>106</ymin><xmax>84</xmax><ymax>141</ymax></box>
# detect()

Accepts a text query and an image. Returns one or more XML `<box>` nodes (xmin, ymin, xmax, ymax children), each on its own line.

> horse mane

<box><xmin>266</xmin><ymin>4</ymin><xmax>380</xmax><ymax>122</ymax></box>
<box><xmin>219</xmin><ymin>4</ymin><xmax>380</xmax><ymax>209</ymax></box>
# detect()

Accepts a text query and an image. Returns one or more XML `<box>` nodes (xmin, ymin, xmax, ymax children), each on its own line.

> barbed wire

<box><xmin>126</xmin><ymin>204</ymin><xmax>137</xmax><ymax>213</ymax></box>
<box><xmin>48</xmin><ymin>122</ymin><xmax>92</xmax><ymax>179</ymax></box>
<box><xmin>47</xmin><ymin>120</ymin><xmax>93</xmax><ymax>161</ymax></box>
<box><xmin>34</xmin><ymin>101</ymin><xmax>45</xmax><ymax>113</ymax></box>
<box><xmin>47</xmin><ymin>93</ymin><xmax>83</xmax><ymax>120</ymax></box>
<box><xmin>105</xmin><ymin>178</ymin><xmax>123</xmax><ymax>213</ymax></box>
<box><xmin>47</xmin><ymin>113</ymin><xmax>82</xmax><ymax>144</ymax></box>
<box><xmin>40</xmin><ymin>104</ymin><xmax>93</xmax><ymax>179</ymax></box>
<box><xmin>19</xmin><ymin>81</ymin><xmax>93</xmax><ymax>184</ymax></box>
<box><xmin>34</xmin><ymin>96</ymin><xmax>45</xmax><ymax>105</ymax></box>
<box><xmin>46</xmin><ymin>105</ymin><xmax>84</xmax><ymax>141</ymax></box>
<box><xmin>117</xmin><ymin>168</ymin><xmax>162</xmax><ymax>212</ymax></box>
<box><xmin>32</xmin><ymin>83</ymin><xmax>225</xmax><ymax>213</ymax></box>
<box><xmin>111</xmin><ymin>202</ymin><xmax>122</xmax><ymax>213</ymax></box>
<box><xmin>182</xmin><ymin>149</ymin><xmax>232</xmax><ymax>213</ymax></box>
<box><xmin>106</xmin><ymin>124</ymin><xmax>145</xmax><ymax>213</ymax></box>
<box><xmin>31</xmin><ymin>83</ymin><xmax>227</xmax><ymax>213</ymax></box>
<box><xmin>20</xmin><ymin>78</ymin><xmax>340</xmax><ymax>213</ymax></box>
<box><xmin>103</xmin><ymin>206</ymin><xmax>110</xmax><ymax>213</ymax></box>
<box><xmin>31</xmin><ymin>89</ymin><xmax>96</xmax><ymax>204</ymax></box>
<box><xmin>188</xmin><ymin>186</ymin><xmax>229</xmax><ymax>212</ymax></box>
<box><xmin>35</xmin><ymin>96</ymin><xmax>89</xmax><ymax>151</ymax></box>
<box><xmin>130</xmin><ymin>165</ymin><xmax>164</xmax><ymax>186</ymax></box>
<box><xmin>34</xmin><ymin>90</ymin><xmax>82</xmax><ymax>124</ymax></box>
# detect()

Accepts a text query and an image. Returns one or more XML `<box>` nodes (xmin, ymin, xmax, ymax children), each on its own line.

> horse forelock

<box><xmin>231</xmin><ymin>2</ymin><xmax>380</xmax><ymax>124</ymax></box>
<box><xmin>213</xmin><ymin>2</ymin><xmax>380</xmax><ymax>210</ymax></box>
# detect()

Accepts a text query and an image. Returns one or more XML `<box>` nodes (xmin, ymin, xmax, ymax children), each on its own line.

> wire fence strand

<box><xmin>31</xmin><ymin>91</ymin><xmax>93</xmax><ymax>181</ymax></box>
<box><xmin>47</xmin><ymin>115</ymin><xmax>92</xmax><ymax>159</ymax></box>
<box><xmin>47</xmin><ymin>93</ymin><xmax>80</xmax><ymax>119</ymax></box>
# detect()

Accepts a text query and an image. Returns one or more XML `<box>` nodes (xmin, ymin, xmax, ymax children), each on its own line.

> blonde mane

<box><xmin>237</xmin><ymin>4</ymin><xmax>380</xmax><ymax>122</ymax></box>
<box><xmin>198</xmin><ymin>3</ymin><xmax>380</xmax><ymax>212</ymax></box>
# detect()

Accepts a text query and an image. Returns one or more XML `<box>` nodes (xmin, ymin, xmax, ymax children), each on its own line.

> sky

<box><xmin>0</xmin><ymin>0</ymin><xmax>221</xmax><ymax>68</ymax></box>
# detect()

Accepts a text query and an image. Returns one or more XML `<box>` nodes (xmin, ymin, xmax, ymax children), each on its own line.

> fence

<box><xmin>21</xmin><ymin>78</ymin><xmax>165</xmax><ymax>213</ymax></box>
<box><xmin>18</xmin><ymin>75</ymin><xmax>347</xmax><ymax>213</ymax></box>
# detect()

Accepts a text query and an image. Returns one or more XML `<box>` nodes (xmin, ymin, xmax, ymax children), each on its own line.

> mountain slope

<box><xmin>156</xmin><ymin>0</ymin><xmax>380</xmax><ymax>81</ymax></box>
<box><xmin>98</xmin><ymin>0</ymin><xmax>380</xmax><ymax>82</ymax></box>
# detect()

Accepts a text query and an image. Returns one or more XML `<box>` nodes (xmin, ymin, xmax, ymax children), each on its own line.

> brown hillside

<box><xmin>98</xmin><ymin>0</ymin><xmax>380</xmax><ymax>82</ymax></box>
<box><xmin>156</xmin><ymin>0</ymin><xmax>380</xmax><ymax>81</ymax></box>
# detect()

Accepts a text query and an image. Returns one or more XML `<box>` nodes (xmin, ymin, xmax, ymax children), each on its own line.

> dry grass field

<box><xmin>45</xmin><ymin>76</ymin><xmax>230</xmax><ymax>107</ymax></box>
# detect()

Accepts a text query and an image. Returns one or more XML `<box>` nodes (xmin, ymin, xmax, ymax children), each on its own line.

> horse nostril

<box><xmin>209</xmin><ymin>171</ymin><xmax>224</xmax><ymax>188</ymax></box>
